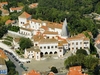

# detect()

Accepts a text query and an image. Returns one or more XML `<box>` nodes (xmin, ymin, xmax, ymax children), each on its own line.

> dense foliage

<box><xmin>6</xmin><ymin>60</ymin><xmax>18</xmax><ymax>75</ymax></box>
<box><xmin>8</xmin><ymin>25</ymin><xmax>19</xmax><ymax>32</ymax></box>
<box><xmin>64</xmin><ymin>54</ymin><xmax>99</xmax><ymax>75</ymax></box>
<box><xmin>19</xmin><ymin>37</ymin><xmax>33</xmax><ymax>50</ymax></box>
<box><xmin>0</xmin><ymin>25</ymin><xmax>8</xmax><ymax>38</ymax></box>
<box><xmin>76</xmin><ymin>49</ymin><xmax>88</xmax><ymax>55</ymax></box>
<box><xmin>50</xmin><ymin>66</ymin><xmax>58</xmax><ymax>73</ymax></box>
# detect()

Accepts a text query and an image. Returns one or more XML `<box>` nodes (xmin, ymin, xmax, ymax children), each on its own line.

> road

<box><xmin>7</xmin><ymin>52</ymin><xmax>24</xmax><ymax>75</ymax></box>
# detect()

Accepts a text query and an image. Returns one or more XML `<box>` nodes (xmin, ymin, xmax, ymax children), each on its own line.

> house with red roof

<box><xmin>23</xmin><ymin>70</ymin><xmax>40</xmax><ymax>75</ymax></box>
<box><xmin>0</xmin><ymin>2</ymin><xmax>8</xmax><ymax>8</ymax></box>
<box><xmin>9</xmin><ymin>6</ymin><xmax>23</xmax><ymax>12</ymax></box>
<box><xmin>67</xmin><ymin>66</ymin><xmax>88</xmax><ymax>75</ymax></box>
<box><xmin>0</xmin><ymin>49</ymin><xmax>9</xmax><ymax>61</ymax></box>
<box><xmin>29</xmin><ymin>3</ymin><xmax>38</xmax><ymax>9</ymax></box>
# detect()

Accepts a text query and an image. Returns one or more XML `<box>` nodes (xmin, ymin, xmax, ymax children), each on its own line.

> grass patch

<box><xmin>4</xmin><ymin>38</ymin><xmax>13</xmax><ymax>42</ymax></box>
<box><xmin>2</xmin><ymin>41</ymin><xmax>12</xmax><ymax>46</ymax></box>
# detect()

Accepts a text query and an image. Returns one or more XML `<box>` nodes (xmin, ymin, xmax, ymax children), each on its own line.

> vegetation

<box><xmin>50</xmin><ymin>66</ymin><xmax>58</xmax><ymax>73</ymax></box>
<box><xmin>64</xmin><ymin>54</ymin><xmax>99</xmax><ymax>75</ymax></box>
<box><xmin>8</xmin><ymin>25</ymin><xmax>19</xmax><ymax>32</ymax></box>
<box><xmin>4</xmin><ymin>36</ymin><xmax>13</xmax><ymax>42</ymax></box>
<box><xmin>0</xmin><ymin>25</ymin><xmax>8</xmax><ymax>38</ymax></box>
<box><xmin>6</xmin><ymin>60</ymin><xmax>18</xmax><ymax>75</ymax></box>
<box><xmin>19</xmin><ymin>37</ymin><xmax>33</xmax><ymax>50</ymax></box>
<box><xmin>76</xmin><ymin>49</ymin><xmax>88</xmax><ymax>55</ymax></box>
<box><xmin>2</xmin><ymin>40</ymin><xmax>12</xmax><ymax>46</ymax></box>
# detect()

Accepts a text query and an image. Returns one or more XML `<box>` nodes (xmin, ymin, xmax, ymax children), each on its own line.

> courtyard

<box><xmin>23</xmin><ymin>51</ymin><xmax>72</xmax><ymax>72</ymax></box>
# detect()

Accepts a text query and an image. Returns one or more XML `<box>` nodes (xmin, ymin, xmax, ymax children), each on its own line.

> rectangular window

<box><xmin>76</xmin><ymin>42</ymin><xmax>78</xmax><ymax>45</ymax></box>
<box><xmin>44</xmin><ymin>46</ymin><xmax>46</xmax><ymax>49</ymax></box>
<box><xmin>55</xmin><ymin>46</ymin><xmax>57</xmax><ymax>48</ymax></box>
<box><xmin>48</xmin><ymin>46</ymin><xmax>50</xmax><ymax>49</ymax></box>
<box><xmin>80</xmin><ymin>42</ymin><xmax>82</xmax><ymax>44</ymax></box>
<box><xmin>84</xmin><ymin>42</ymin><xmax>88</xmax><ymax>44</ymax></box>
<box><xmin>72</xmin><ymin>43</ymin><xmax>74</xmax><ymax>45</ymax></box>
<box><xmin>51</xmin><ymin>46</ymin><xmax>53</xmax><ymax>48</ymax></box>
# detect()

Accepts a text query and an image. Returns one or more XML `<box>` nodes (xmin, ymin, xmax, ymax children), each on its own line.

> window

<box><xmin>44</xmin><ymin>46</ymin><xmax>46</xmax><ymax>49</ymax></box>
<box><xmin>76</xmin><ymin>42</ymin><xmax>78</xmax><ymax>45</ymax></box>
<box><xmin>55</xmin><ymin>46</ymin><xmax>57</xmax><ymax>48</ymax></box>
<box><xmin>35</xmin><ymin>44</ymin><xmax>37</xmax><ymax>46</ymax></box>
<box><xmin>76</xmin><ymin>47</ymin><xmax>78</xmax><ymax>50</ymax></box>
<box><xmin>48</xmin><ymin>46</ymin><xmax>50</xmax><ymax>49</ymax></box>
<box><xmin>72</xmin><ymin>43</ymin><xmax>74</xmax><ymax>45</ymax></box>
<box><xmin>60</xmin><ymin>50</ymin><xmax>62</xmax><ymax>52</ymax></box>
<box><xmin>84</xmin><ymin>42</ymin><xmax>88</xmax><ymax>44</ymax></box>
<box><xmin>51</xmin><ymin>46</ymin><xmax>53</xmax><ymax>48</ymax></box>
<box><xmin>72</xmin><ymin>47</ymin><xmax>74</xmax><ymax>50</ymax></box>
<box><xmin>80</xmin><ymin>42</ymin><xmax>82</xmax><ymax>44</ymax></box>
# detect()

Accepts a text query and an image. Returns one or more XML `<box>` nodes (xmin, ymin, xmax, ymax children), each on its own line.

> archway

<box><xmin>54</xmin><ymin>51</ymin><xmax>57</xmax><ymax>54</ymax></box>
<box><xmin>49</xmin><ymin>52</ymin><xmax>53</xmax><ymax>54</ymax></box>
<box><xmin>40</xmin><ymin>52</ymin><xmax>43</xmax><ymax>57</ymax></box>
<box><xmin>45</xmin><ymin>52</ymin><xmax>48</xmax><ymax>55</ymax></box>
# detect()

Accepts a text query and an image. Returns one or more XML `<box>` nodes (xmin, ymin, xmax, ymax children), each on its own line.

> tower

<box><xmin>61</xmin><ymin>18</ymin><xmax>69</xmax><ymax>38</ymax></box>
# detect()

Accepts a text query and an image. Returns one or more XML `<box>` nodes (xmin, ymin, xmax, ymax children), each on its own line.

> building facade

<box><xmin>17</xmin><ymin>12</ymin><xmax>90</xmax><ymax>60</ymax></box>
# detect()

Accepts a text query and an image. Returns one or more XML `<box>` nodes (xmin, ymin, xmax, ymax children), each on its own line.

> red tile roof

<box><xmin>48</xmin><ymin>72</ymin><xmax>55</xmax><ymax>75</ymax></box>
<box><xmin>0</xmin><ymin>49</ymin><xmax>8</xmax><ymax>60</ymax></box>
<box><xmin>67</xmin><ymin>66</ymin><xmax>88</xmax><ymax>75</ymax></box>
<box><xmin>5</xmin><ymin>20</ymin><xmax>14</xmax><ymax>25</ymax></box>
<box><xmin>19</xmin><ymin>12</ymin><xmax>31</xmax><ymax>18</ymax></box>
<box><xmin>26</xmin><ymin>70</ymin><xmax>40</xmax><ymax>75</ymax></box>
<box><xmin>29</xmin><ymin>3</ymin><xmax>38</xmax><ymax>8</ymax></box>
<box><xmin>10</xmin><ymin>6</ymin><xmax>23</xmax><ymax>11</ymax></box>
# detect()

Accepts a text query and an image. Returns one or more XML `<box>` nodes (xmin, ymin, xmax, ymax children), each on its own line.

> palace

<box><xmin>18</xmin><ymin>12</ymin><xmax>90</xmax><ymax>60</ymax></box>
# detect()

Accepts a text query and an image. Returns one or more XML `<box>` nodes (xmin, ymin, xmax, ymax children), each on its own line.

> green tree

<box><xmin>19</xmin><ymin>37</ymin><xmax>33</xmax><ymax>50</ymax></box>
<box><xmin>84</xmin><ymin>55</ymin><xmax>99</xmax><ymax>70</ymax></box>
<box><xmin>0</xmin><ymin>25</ymin><xmax>8</xmax><ymax>38</ymax></box>
<box><xmin>76</xmin><ymin>49</ymin><xmax>88</xmax><ymax>55</ymax></box>
<box><xmin>95</xmin><ymin>2</ymin><xmax>100</xmax><ymax>14</ymax></box>
<box><xmin>50</xmin><ymin>66</ymin><xmax>58</xmax><ymax>73</ymax></box>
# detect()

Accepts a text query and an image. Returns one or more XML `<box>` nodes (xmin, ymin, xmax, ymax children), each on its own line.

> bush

<box><xmin>2</xmin><ymin>41</ymin><xmax>12</xmax><ymax>46</ymax></box>
<box><xmin>4</xmin><ymin>38</ymin><xmax>13</xmax><ymax>42</ymax></box>
<box><xmin>16</xmin><ymin>50</ymin><xmax>21</xmax><ymax>55</ymax></box>
<box><xmin>8</xmin><ymin>26</ymin><xmax>19</xmax><ymax>32</ymax></box>
<box><xmin>50</xmin><ymin>67</ymin><xmax>58</xmax><ymax>73</ymax></box>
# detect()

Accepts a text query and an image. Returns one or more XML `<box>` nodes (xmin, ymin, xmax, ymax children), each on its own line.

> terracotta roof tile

<box><xmin>26</xmin><ymin>70</ymin><xmax>40</xmax><ymax>75</ymax></box>
<box><xmin>67</xmin><ymin>66</ymin><xmax>88</xmax><ymax>75</ymax></box>
<box><xmin>20</xmin><ymin>27</ymin><xmax>34</xmax><ymax>31</ymax></box>
<box><xmin>48</xmin><ymin>72</ymin><xmax>55</xmax><ymax>75</ymax></box>
<box><xmin>32</xmin><ymin>35</ymin><xmax>44</xmax><ymax>42</ymax></box>
<box><xmin>10</xmin><ymin>6</ymin><xmax>23</xmax><ymax>11</ymax></box>
<box><xmin>43</xmin><ymin>31</ymin><xmax>58</xmax><ymax>35</ymax></box>
<box><xmin>29</xmin><ymin>3</ymin><xmax>38</xmax><ymax>8</ymax></box>
<box><xmin>47</xmin><ymin>22</ymin><xmax>62</xmax><ymax>29</ymax></box>
<box><xmin>39</xmin><ymin>38</ymin><xmax>58</xmax><ymax>44</ymax></box>
<box><xmin>5</xmin><ymin>20</ymin><xmax>15</xmax><ymax>25</ymax></box>
<box><xmin>19</xmin><ymin>12</ymin><xmax>31</xmax><ymax>18</ymax></box>
<box><xmin>40</xmin><ymin>26</ymin><xmax>48</xmax><ymax>30</ymax></box>
<box><xmin>0</xmin><ymin>49</ymin><xmax>8</xmax><ymax>60</ymax></box>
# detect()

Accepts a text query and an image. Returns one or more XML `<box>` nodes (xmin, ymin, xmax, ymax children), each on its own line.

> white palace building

<box><xmin>17</xmin><ymin>12</ymin><xmax>90</xmax><ymax>60</ymax></box>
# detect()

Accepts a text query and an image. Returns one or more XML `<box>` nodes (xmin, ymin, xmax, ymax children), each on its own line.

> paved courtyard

<box><xmin>23</xmin><ymin>51</ymin><xmax>72</xmax><ymax>72</ymax></box>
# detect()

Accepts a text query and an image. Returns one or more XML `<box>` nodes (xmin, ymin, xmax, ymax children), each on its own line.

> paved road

<box><xmin>7</xmin><ymin>53</ymin><xmax>24</xmax><ymax>75</ymax></box>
